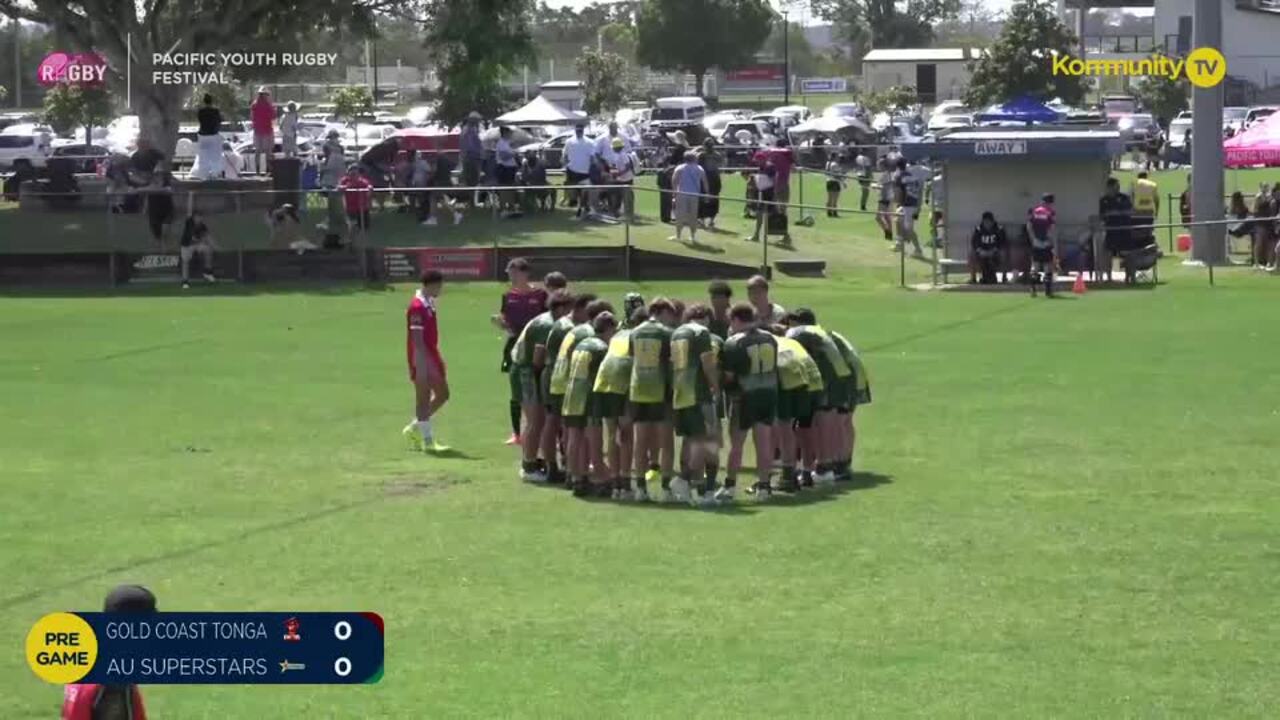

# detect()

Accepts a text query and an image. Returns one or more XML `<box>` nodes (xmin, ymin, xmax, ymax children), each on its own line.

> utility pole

<box><xmin>782</xmin><ymin>9</ymin><xmax>790</xmax><ymax>104</ymax></box>
<box><xmin>13</xmin><ymin>18</ymin><xmax>21</xmax><ymax>108</ymax></box>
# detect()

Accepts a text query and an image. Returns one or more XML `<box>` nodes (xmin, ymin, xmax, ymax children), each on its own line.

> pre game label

<box><xmin>27</xmin><ymin>612</ymin><xmax>383</xmax><ymax>685</ymax></box>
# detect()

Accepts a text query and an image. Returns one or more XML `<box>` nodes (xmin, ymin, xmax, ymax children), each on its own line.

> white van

<box><xmin>651</xmin><ymin>96</ymin><xmax>707</xmax><ymax>129</ymax></box>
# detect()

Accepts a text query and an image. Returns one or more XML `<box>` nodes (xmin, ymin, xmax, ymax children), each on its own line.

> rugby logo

<box><xmin>133</xmin><ymin>254</ymin><xmax>179</xmax><ymax>270</ymax></box>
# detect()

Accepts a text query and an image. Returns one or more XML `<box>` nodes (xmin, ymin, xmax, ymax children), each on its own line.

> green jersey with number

<box><xmin>785</xmin><ymin>325</ymin><xmax>851</xmax><ymax>387</ymax></box>
<box><xmin>549</xmin><ymin>323</ymin><xmax>594</xmax><ymax>396</ymax></box>
<box><xmin>830</xmin><ymin>330</ymin><xmax>872</xmax><ymax>404</ymax></box>
<box><xmin>627</xmin><ymin>320</ymin><xmax>672</xmax><ymax>403</ymax></box>
<box><xmin>562</xmin><ymin>336</ymin><xmax>608</xmax><ymax>417</ymax></box>
<box><xmin>670</xmin><ymin>323</ymin><xmax>715</xmax><ymax>409</ymax></box>
<box><xmin>593</xmin><ymin>330</ymin><xmax>632</xmax><ymax>394</ymax></box>
<box><xmin>722</xmin><ymin>328</ymin><xmax>779</xmax><ymax>394</ymax></box>
<box><xmin>542</xmin><ymin>315</ymin><xmax>575</xmax><ymax>394</ymax></box>
<box><xmin>511</xmin><ymin>311</ymin><xmax>555</xmax><ymax>367</ymax></box>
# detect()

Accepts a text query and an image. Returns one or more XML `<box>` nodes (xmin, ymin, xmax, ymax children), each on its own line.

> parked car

<box><xmin>1117</xmin><ymin>113</ymin><xmax>1158</xmax><ymax>147</ymax></box>
<box><xmin>1168</xmin><ymin>111</ymin><xmax>1194</xmax><ymax>148</ymax></box>
<box><xmin>926</xmin><ymin>113</ymin><xmax>973</xmax><ymax>131</ymax></box>
<box><xmin>651</xmin><ymin>96</ymin><xmax>708</xmax><ymax>131</ymax></box>
<box><xmin>702</xmin><ymin>112</ymin><xmax>738</xmax><ymax>137</ymax></box>
<box><xmin>405</xmin><ymin>105</ymin><xmax>434</xmax><ymax>126</ymax></box>
<box><xmin>717</xmin><ymin>120</ymin><xmax>774</xmax><ymax>145</ymax></box>
<box><xmin>1223</xmin><ymin>106</ymin><xmax>1249</xmax><ymax>134</ymax></box>
<box><xmin>50</xmin><ymin>143</ymin><xmax>112</xmax><ymax>172</ymax></box>
<box><xmin>0</xmin><ymin>133</ymin><xmax>52</xmax><ymax>170</ymax></box>
<box><xmin>822</xmin><ymin>102</ymin><xmax>864</xmax><ymax>119</ymax></box>
<box><xmin>338</xmin><ymin>124</ymin><xmax>396</xmax><ymax>155</ymax></box>
<box><xmin>1101</xmin><ymin>94</ymin><xmax>1139</xmax><ymax>120</ymax></box>
<box><xmin>884</xmin><ymin>118</ymin><xmax>925</xmax><ymax>144</ymax></box>
<box><xmin>773</xmin><ymin>105</ymin><xmax>813</xmax><ymax>123</ymax></box>
<box><xmin>931</xmin><ymin>100</ymin><xmax>971</xmax><ymax>117</ymax></box>
<box><xmin>515</xmin><ymin>130</ymin><xmax>598</xmax><ymax>169</ymax></box>
<box><xmin>1245</xmin><ymin>106</ymin><xmax>1278</xmax><ymax>129</ymax></box>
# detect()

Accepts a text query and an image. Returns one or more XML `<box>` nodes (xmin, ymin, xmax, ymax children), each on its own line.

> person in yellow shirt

<box><xmin>1131</xmin><ymin>171</ymin><xmax>1160</xmax><ymax>248</ymax></box>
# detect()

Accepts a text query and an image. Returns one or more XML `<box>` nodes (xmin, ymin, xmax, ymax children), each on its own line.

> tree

<box><xmin>813</xmin><ymin>0</ymin><xmax>961</xmax><ymax>69</ymax></box>
<box><xmin>1133</xmin><ymin>69</ymin><xmax>1188</xmax><ymax>125</ymax></box>
<box><xmin>0</xmin><ymin>0</ymin><xmax>379</xmax><ymax>156</ymax></box>
<box><xmin>0</xmin><ymin>85</ymin><xmax>6</xmax><ymax>103</ymax></box>
<box><xmin>635</xmin><ymin>0</ymin><xmax>773</xmax><ymax>98</ymax></box>
<box><xmin>576</xmin><ymin>49</ymin><xmax>633</xmax><ymax>117</ymax></box>
<box><xmin>191</xmin><ymin>81</ymin><xmax>247</xmax><ymax>120</ymax></box>
<box><xmin>964</xmin><ymin>0</ymin><xmax>1086</xmax><ymax>107</ymax></box>
<box><xmin>420</xmin><ymin>0</ymin><xmax>537</xmax><ymax>126</ymax></box>
<box><xmin>42</xmin><ymin>82</ymin><xmax>113</xmax><ymax>146</ymax></box>
<box><xmin>934</xmin><ymin>0</ymin><xmax>1003</xmax><ymax>47</ymax></box>
<box><xmin>863</xmin><ymin>85</ymin><xmax>918</xmax><ymax>116</ymax></box>
<box><xmin>766</xmin><ymin>22</ymin><xmax>818</xmax><ymax>79</ymax></box>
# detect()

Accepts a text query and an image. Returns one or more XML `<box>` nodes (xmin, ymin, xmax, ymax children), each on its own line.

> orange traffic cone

<box><xmin>1072</xmin><ymin>273</ymin><xmax>1087</xmax><ymax>294</ymax></box>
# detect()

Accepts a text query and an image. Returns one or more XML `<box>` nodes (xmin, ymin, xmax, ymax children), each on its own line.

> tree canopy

<box><xmin>576</xmin><ymin>49</ymin><xmax>634</xmax><ymax>118</ymax></box>
<box><xmin>419</xmin><ymin>0</ymin><xmax>537</xmax><ymax>126</ymax></box>
<box><xmin>635</xmin><ymin>0</ymin><xmax>773</xmax><ymax>96</ymax></box>
<box><xmin>964</xmin><ymin>0</ymin><xmax>1086</xmax><ymax>107</ymax></box>
<box><xmin>813</xmin><ymin>0</ymin><xmax>961</xmax><ymax>68</ymax></box>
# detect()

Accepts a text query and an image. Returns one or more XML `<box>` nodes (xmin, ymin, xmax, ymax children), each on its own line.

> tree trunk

<box><xmin>694</xmin><ymin>70</ymin><xmax>705</xmax><ymax>98</ymax></box>
<box><xmin>136</xmin><ymin>80</ymin><xmax>188</xmax><ymax>160</ymax></box>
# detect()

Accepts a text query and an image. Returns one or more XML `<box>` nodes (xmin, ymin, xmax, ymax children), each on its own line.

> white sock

<box><xmin>417</xmin><ymin>419</ymin><xmax>433</xmax><ymax>441</ymax></box>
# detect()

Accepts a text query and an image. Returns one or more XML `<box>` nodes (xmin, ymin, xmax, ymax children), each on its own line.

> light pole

<box><xmin>782</xmin><ymin>9</ymin><xmax>790</xmax><ymax>104</ymax></box>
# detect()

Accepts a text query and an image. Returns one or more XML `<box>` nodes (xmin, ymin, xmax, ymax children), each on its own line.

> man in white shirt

<box><xmin>563</xmin><ymin>123</ymin><xmax>595</xmax><ymax>218</ymax></box>
<box><xmin>281</xmin><ymin>102</ymin><xmax>299</xmax><ymax>158</ymax></box>
<box><xmin>595</xmin><ymin>121</ymin><xmax>631</xmax><ymax>164</ymax></box>
<box><xmin>608</xmin><ymin>138</ymin><xmax>640</xmax><ymax>218</ymax></box>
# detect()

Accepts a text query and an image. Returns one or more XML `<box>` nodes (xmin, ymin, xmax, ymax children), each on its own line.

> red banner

<box><xmin>420</xmin><ymin>248</ymin><xmax>491</xmax><ymax>278</ymax></box>
<box><xmin>726</xmin><ymin>65</ymin><xmax>784</xmax><ymax>81</ymax></box>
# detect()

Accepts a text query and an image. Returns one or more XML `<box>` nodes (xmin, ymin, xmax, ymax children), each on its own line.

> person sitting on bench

<box><xmin>969</xmin><ymin>211</ymin><xmax>1008</xmax><ymax>284</ymax></box>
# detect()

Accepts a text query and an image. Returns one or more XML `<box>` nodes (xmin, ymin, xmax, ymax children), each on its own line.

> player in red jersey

<box><xmin>403</xmin><ymin>270</ymin><xmax>451</xmax><ymax>452</ymax></box>
<box><xmin>63</xmin><ymin>584</ymin><xmax>156</xmax><ymax>720</ymax></box>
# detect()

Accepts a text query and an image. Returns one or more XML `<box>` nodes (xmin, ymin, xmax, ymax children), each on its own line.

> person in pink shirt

<box><xmin>250</xmin><ymin>86</ymin><xmax>276</xmax><ymax>175</ymax></box>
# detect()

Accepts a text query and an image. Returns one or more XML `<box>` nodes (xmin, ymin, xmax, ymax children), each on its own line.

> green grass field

<box><xmin>4</xmin><ymin>260</ymin><xmax>1280</xmax><ymax>717</ymax></box>
<box><xmin>4</xmin><ymin>160</ymin><xmax>1280</xmax><ymax>717</ymax></box>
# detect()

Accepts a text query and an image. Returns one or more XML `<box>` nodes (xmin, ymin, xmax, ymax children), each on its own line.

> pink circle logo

<box><xmin>37</xmin><ymin>51</ymin><xmax>108</xmax><ymax>87</ymax></box>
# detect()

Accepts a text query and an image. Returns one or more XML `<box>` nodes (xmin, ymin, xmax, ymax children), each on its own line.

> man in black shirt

<box><xmin>193</xmin><ymin>94</ymin><xmax>225</xmax><ymax>179</ymax></box>
<box><xmin>1098</xmin><ymin>177</ymin><xmax>1133</xmax><ymax>282</ymax></box>
<box><xmin>969</xmin><ymin>211</ymin><xmax>1008</xmax><ymax>284</ymax></box>
<box><xmin>129</xmin><ymin>139</ymin><xmax>165</xmax><ymax>183</ymax></box>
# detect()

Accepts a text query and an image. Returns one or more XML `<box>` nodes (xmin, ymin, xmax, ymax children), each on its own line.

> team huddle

<box><xmin>478</xmin><ymin>261</ymin><xmax>872</xmax><ymax>505</ymax></box>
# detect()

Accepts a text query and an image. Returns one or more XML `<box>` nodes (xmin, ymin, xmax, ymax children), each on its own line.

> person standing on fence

<box><xmin>192</xmin><ymin>94</ymin><xmax>224</xmax><ymax>180</ymax></box>
<box><xmin>250</xmin><ymin>87</ymin><xmax>275</xmax><ymax>176</ymax></box>
<box><xmin>670</xmin><ymin>151</ymin><xmax>707</xmax><ymax>244</ymax></box>
<box><xmin>460</xmin><ymin>112</ymin><xmax>484</xmax><ymax>207</ymax></box>
<box><xmin>564</xmin><ymin>123</ymin><xmax>595</xmax><ymax>219</ymax></box>
<box><xmin>281</xmin><ymin>102</ymin><xmax>299</xmax><ymax>159</ymax></box>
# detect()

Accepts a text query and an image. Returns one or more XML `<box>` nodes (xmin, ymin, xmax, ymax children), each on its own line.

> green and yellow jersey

<box><xmin>721</xmin><ymin>328</ymin><xmax>779</xmax><ymax>397</ymax></box>
<box><xmin>548</xmin><ymin>323</ymin><xmax>594</xmax><ymax>396</ymax></box>
<box><xmin>830</xmin><ymin>330</ymin><xmax>872</xmax><ymax>405</ymax></box>
<box><xmin>593</xmin><ymin>329</ymin><xmax>632</xmax><ymax>395</ymax></box>
<box><xmin>785</xmin><ymin>324</ymin><xmax>852</xmax><ymax>387</ymax></box>
<box><xmin>670</xmin><ymin>323</ymin><xmax>716</xmax><ymax>410</ymax></box>
<box><xmin>562</xmin><ymin>336</ymin><xmax>609</xmax><ymax>417</ymax></box>
<box><xmin>627</xmin><ymin>320</ymin><xmax>672</xmax><ymax>404</ymax></box>
<box><xmin>777</xmin><ymin>336</ymin><xmax>823</xmax><ymax>392</ymax></box>
<box><xmin>511</xmin><ymin>311</ymin><xmax>555</xmax><ymax>367</ymax></box>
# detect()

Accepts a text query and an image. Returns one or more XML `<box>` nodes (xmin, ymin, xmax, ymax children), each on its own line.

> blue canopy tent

<box><xmin>974</xmin><ymin>96</ymin><xmax>1062</xmax><ymax>125</ymax></box>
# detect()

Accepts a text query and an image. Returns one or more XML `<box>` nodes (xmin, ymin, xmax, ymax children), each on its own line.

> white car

<box><xmin>926</xmin><ymin>113</ymin><xmax>973</xmax><ymax>131</ymax></box>
<box><xmin>1223</xmin><ymin>106</ymin><xmax>1249</xmax><ymax>134</ymax></box>
<box><xmin>702</xmin><ymin>112</ymin><xmax>738</xmax><ymax>136</ymax></box>
<box><xmin>1168</xmin><ymin>112</ymin><xmax>1193</xmax><ymax>148</ymax></box>
<box><xmin>339</xmin><ymin>124</ymin><xmax>396</xmax><ymax>155</ymax></box>
<box><xmin>1245</xmin><ymin>106</ymin><xmax>1278</xmax><ymax>129</ymax></box>
<box><xmin>773</xmin><ymin>105</ymin><xmax>812</xmax><ymax>122</ymax></box>
<box><xmin>405</xmin><ymin>105</ymin><xmax>434</xmax><ymax>126</ymax></box>
<box><xmin>822</xmin><ymin>102</ymin><xmax>863</xmax><ymax>119</ymax></box>
<box><xmin>0</xmin><ymin>133</ymin><xmax>52</xmax><ymax>169</ymax></box>
<box><xmin>931</xmin><ymin>100</ymin><xmax>971</xmax><ymax>117</ymax></box>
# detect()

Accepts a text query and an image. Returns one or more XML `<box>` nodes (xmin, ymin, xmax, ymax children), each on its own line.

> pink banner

<box><xmin>36</xmin><ymin>51</ymin><xmax>109</xmax><ymax>87</ymax></box>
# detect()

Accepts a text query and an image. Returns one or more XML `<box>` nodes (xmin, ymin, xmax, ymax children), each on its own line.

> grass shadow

<box><xmin>763</xmin><ymin>471</ymin><xmax>894</xmax><ymax>507</ymax></box>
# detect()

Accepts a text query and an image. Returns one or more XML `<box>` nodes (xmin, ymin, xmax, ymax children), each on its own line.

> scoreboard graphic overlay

<box><xmin>27</xmin><ymin>612</ymin><xmax>384</xmax><ymax>685</ymax></box>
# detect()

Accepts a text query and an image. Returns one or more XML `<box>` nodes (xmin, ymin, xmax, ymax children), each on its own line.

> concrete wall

<box><xmin>1154</xmin><ymin>0</ymin><xmax>1280</xmax><ymax>88</ymax></box>
<box><xmin>942</xmin><ymin>158</ymin><xmax>1111</xmax><ymax>258</ymax></box>
<box><xmin>862</xmin><ymin>60</ymin><xmax>972</xmax><ymax>100</ymax></box>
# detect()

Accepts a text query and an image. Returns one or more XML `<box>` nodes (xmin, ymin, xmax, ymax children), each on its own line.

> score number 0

<box><xmin>334</xmin><ymin>620</ymin><xmax>352</xmax><ymax>678</ymax></box>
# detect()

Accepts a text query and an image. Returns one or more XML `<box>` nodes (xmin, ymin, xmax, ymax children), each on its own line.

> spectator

<box><xmin>609</xmin><ymin>139</ymin><xmax>640</xmax><ymax>218</ymax></box>
<box><xmin>142</xmin><ymin>159</ymin><xmax>175</xmax><ymax>247</ymax></box>
<box><xmin>586</xmin><ymin>152</ymin><xmax>608</xmax><ymax>217</ymax></box>
<box><xmin>854</xmin><ymin>149</ymin><xmax>872</xmax><ymax>211</ymax></box>
<box><xmin>1250</xmin><ymin>185</ymin><xmax>1276</xmax><ymax>269</ymax></box>
<box><xmin>671</xmin><ymin>150</ymin><xmax>707</xmax><ymax>244</ymax></box>
<box><xmin>1099</xmin><ymin>176</ymin><xmax>1134</xmax><ymax>282</ymax></box>
<box><xmin>563</xmin><ymin>123</ymin><xmax>595</xmax><ymax>219</ymax></box>
<box><xmin>392</xmin><ymin>150</ymin><xmax>413</xmax><ymax>211</ymax></box>
<box><xmin>192</xmin><ymin>93</ymin><xmax>224</xmax><ymax>180</ymax></box>
<box><xmin>427</xmin><ymin>152</ymin><xmax>463</xmax><ymax>226</ymax></box>
<box><xmin>1025</xmin><ymin>192</ymin><xmax>1057</xmax><ymax>297</ymax></box>
<box><xmin>319</xmin><ymin>130</ymin><xmax>345</xmax><ymax>187</ymax></box>
<box><xmin>359</xmin><ymin>137</ymin><xmax>399</xmax><ymax>211</ymax></box>
<box><xmin>179</xmin><ymin>210</ymin><xmax>217</xmax><ymax>288</ymax></box>
<box><xmin>495</xmin><ymin>126</ymin><xmax>520</xmax><ymax>217</ymax></box>
<box><xmin>928</xmin><ymin>170</ymin><xmax>946</xmax><ymax>248</ymax></box>
<box><xmin>698</xmin><ymin>141</ymin><xmax>722</xmax><ymax>228</ymax></box>
<box><xmin>746</xmin><ymin>162</ymin><xmax>777</xmax><ymax>243</ymax></box>
<box><xmin>756</xmin><ymin>138</ymin><xmax>795</xmax><ymax>214</ymax></box>
<box><xmin>824</xmin><ymin>155</ymin><xmax>845</xmax><ymax>218</ymax></box>
<box><xmin>339</xmin><ymin>165</ymin><xmax>372</xmax><ymax>244</ymax></box>
<box><xmin>891</xmin><ymin>157</ymin><xmax>924</xmax><ymax>257</ymax></box>
<box><xmin>267</xmin><ymin>202</ymin><xmax>315</xmax><ymax>253</ymax></box>
<box><xmin>875</xmin><ymin>157</ymin><xmax>894</xmax><ymax>242</ymax></box>
<box><xmin>460</xmin><ymin>111</ymin><xmax>484</xmax><ymax>206</ymax></box>
<box><xmin>969</xmin><ymin>211</ymin><xmax>1008</xmax><ymax>285</ymax></box>
<box><xmin>129</xmin><ymin>138</ymin><xmax>164</xmax><ymax>185</ymax></box>
<box><xmin>410</xmin><ymin>149</ymin><xmax>432</xmax><ymax>223</ymax></box>
<box><xmin>667</xmin><ymin>130</ymin><xmax>690</xmax><ymax>167</ymax></box>
<box><xmin>1131</xmin><ymin>170</ymin><xmax>1159</xmax><ymax>247</ymax></box>
<box><xmin>658</xmin><ymin>154</ymin><xmax>676</xmax><ymax>224</ymax></box>
<box><xmin>250</xmin><ymin>86</ymin><xmax>275</xmax><ymax>175</ymax></box>
<box><xmin>281</xmin><ymin>102</ymin><xmax>299</xmax><ymax>158</ymax></box>
<box><xmin>595</xmin><ymin>121</ymin><xmax>631</xmax><ymax>163</ymax></box>
<box><xmin>1179</xmin><ymin>173</ymin><xmax>1192</xmax><ymax>227</ymax></box>
<box><xmin>1144</xmin><ymin>129</ymin><xmax>1163</xmax><ymax>171</ymax></box>
<box><xmin>521</xmin><ymin>150</ymin><xmax>553</xmax><ymax>212</ymax></box>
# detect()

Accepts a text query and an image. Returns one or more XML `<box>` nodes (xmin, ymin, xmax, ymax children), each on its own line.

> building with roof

<box><xmin>899</xmin><ymin>126</ymin><xmax>1124</xmax><ymax>262</ymax></box>
<box><xmin>860</xmin><ymin>48</ymin><xmax>986</xmax><ymax>104</ymax></box>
